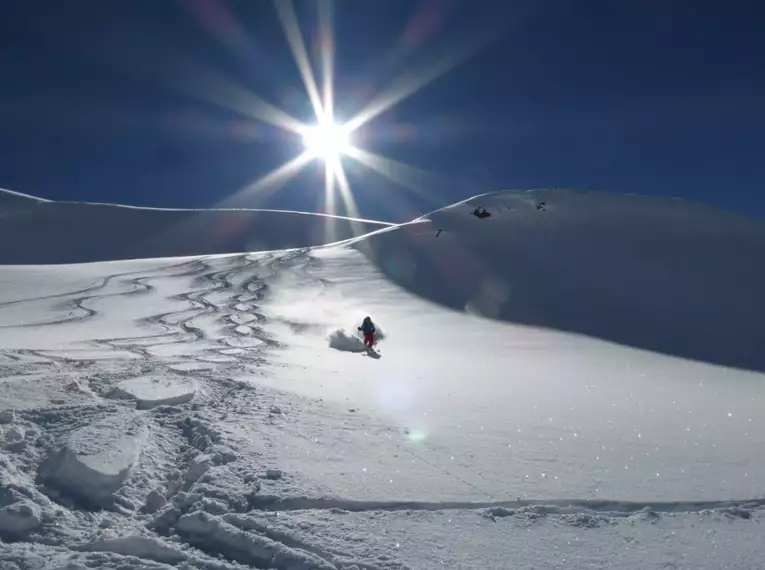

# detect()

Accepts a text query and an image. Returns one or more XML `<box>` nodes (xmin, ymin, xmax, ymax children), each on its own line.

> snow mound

<box><xmin>39</xmin><ymin>412</ymin><xmax>147</xmax><ymax>506</ymax></box>
<box><xmin>0</xmin><ymin>189</ymin><xmax>391</xmax><ymax>264</ymax></box>
<box><xmin>110</xmin><ymin>375</ymin><xmax>197</xmax><ymax>409</ymax></box>
<box><xmin>359</xmin><ymin>189</ymin><xmax>765</xmax><ymax>371</ymax></box>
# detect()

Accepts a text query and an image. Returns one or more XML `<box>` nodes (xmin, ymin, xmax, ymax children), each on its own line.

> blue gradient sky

<box><xmin>0</xmin><ymin>0</ymin><xmax>762</xmax><ymax>221</ymax></box>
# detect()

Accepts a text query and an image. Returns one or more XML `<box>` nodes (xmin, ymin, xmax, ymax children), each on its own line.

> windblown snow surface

<box><xmin>1</xmin><ymin>188</ymin><xmax>765</xmax><ymax>569</ymax></box>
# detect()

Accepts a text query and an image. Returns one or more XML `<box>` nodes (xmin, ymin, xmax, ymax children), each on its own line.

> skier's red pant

<box><xmin>363</xmin><ymin>333</ymin><xmax>375</xmax><ymax>347</ymax></box>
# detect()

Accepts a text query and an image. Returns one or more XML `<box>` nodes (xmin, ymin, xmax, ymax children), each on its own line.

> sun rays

<box><xmin>199</xmin><ymin>0</ymin><xmax>489</xmax><ymax>226</ymax></box>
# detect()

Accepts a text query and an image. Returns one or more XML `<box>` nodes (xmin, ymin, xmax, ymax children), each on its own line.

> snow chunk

<box><xmin>39</xmin><ymin>412</ymin><xmax>147</xmax><ymax>505</ymax></box>
<box><xmin>141</xmin><ymin>489</ymin><xmax>167</xmax><ymax>514</ymax></box>
<box><xmin>74</xmin><ymin>535</ymin><xmax>187</xmax><ymax>564</ymax></box>
<box><xmin>627</xmin><ymin>506</ymin><xmax>660</xmax><ymax>523</ymax></box>
<box><xmin>0</xmin><ymin>500</ymin><xmax>41</xmax><ymax>535</ymax></box>
<box><xmin>178</xmin><ymin>416</ymin><xmax>222</xmax><ymax>452</ymax></box>
<box><xmin>0</xmin><ymin>409</ymin><xmax>16</xmax><ymax>424</ymax></box>
<box><xmin>3</xmin><ymin>425</ymin><xmax>25</xmax><ymax>445</ymax></box>
<box><xmin>39</xmin><ymin>349</ymin><xmax>140</xmax><ymax>361</ymax></box>
<box><xmin>230</xmin><ymin>313</ymin><xmax>257</xmax><ymax>325</ymax></box>
<box><xmin>187</xmin><ymin>454</ymin><xmax>214</xmax><ymax>484</ymax></box>
<box><xmin>561</xmin><ymin>512</ymin><xmax>608</xmax><ymax>528</ymax></box>
<box><xmin>721</xmin><ymin>506</ymin><xmax>753</xmax><ymax>519</ymax></box>
<box><xmin>111</xmin><ymin>375</ymin><xmax>197</xmax><ymax>409</ymax></box>
<box><xmin>220</xmin><ymin>348</ymin><xmax>245</xmax><ymax>355</ymax></box>
<box><xmin>265</xmin><ymin>469</ymin><xmax>283</xmax><ymax>480</ymax></box>
<box><xmin>0</xmin><ymin>453</ymin><xmax>25</xmax><ymax>487</ymax></box>
<box><xmin>224</xmin><ymin>337</ymin><xmax>264</xmax><ymax>348</ymax></box>
<box><xmin>168</xmin><ymin>362</ymin><xmax>217</xmax><ymax>372</ymax></box>
<box><xmin>198</xmin><ymin>354</ymin><xmax>239</xmax><ymax>363</ymax></box>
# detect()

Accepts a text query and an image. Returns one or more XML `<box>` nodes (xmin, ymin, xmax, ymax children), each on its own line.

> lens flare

<box><xmin>301</xmin><ymin>121</ymin><xmax>352</xmax><ymax>162</ymax></box>
<box><xmin>186</xmin><ymin>0</ymin><xmax>491</xmax><ymax>228</ymax></box>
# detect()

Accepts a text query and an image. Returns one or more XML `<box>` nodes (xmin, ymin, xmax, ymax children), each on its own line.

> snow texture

<box><xmin>1</xmin><ymin>187</ymin><xmax>765</xmax><ymax>569</ymax></box>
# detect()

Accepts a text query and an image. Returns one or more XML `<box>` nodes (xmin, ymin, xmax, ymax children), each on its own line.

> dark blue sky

<box><xmin>0</xmin><ymin>0</ymin><xmax>762</xmax><ymax>222</ymax></box>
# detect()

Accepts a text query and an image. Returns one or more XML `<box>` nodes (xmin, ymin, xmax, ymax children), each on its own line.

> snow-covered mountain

<box><xmin>359</xmin><ymin>189</ymin><xmax>765</xmax><ymax>371</ymax></box>
<box><xmin>0</xmin><ymin>188</ymin><xmax>391</xmax><ymax>264</ymax></box>
<box><xmin>1</xmin><ymin>187</ymin><xmax>764</xmax><ymax>569</ymax></box>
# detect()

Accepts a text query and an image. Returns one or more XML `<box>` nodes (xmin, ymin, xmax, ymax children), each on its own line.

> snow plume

<box><xmin>328</xmin><ymin>325</ymin><xmax>386</xmax><ymax>352</ymax></box>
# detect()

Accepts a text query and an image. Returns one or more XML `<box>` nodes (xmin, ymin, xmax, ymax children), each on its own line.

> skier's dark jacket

<box><xmin>360</xmin><ymin>318</ymin><xmax>375</xmax><ymax>334</ymax></box>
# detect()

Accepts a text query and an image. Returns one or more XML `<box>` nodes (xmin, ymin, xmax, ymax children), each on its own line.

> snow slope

<box><xmin>0</xmin><ymin>188</ymin><xmax>391</xmax><ymax>264</ymax></box>
<box><xmin>359</xmin><ymin>189</ymin><xmax>765</xmax><ymax>372</ymax></box>
<box><xmin>1</xmin><ymin>189</ymin><xmax>765</xmax><ymax>569</ymax></box>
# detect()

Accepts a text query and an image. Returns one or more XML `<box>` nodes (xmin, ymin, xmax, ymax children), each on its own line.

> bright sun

<box><xmin>301</xmin><ymin>120</ymin><xmax>351</xmax><ymax>162</ymax></box>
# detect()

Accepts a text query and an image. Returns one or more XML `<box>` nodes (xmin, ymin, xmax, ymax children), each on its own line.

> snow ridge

<box><xmin>0</xmin><ymin>191</ymin><xmax>391</xmax><ymax>264</ymax></box>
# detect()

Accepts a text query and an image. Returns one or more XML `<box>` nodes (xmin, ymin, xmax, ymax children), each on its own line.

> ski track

<box><xmin>1</xmin><ymin>247</ymin><xmax>763</xmax><ymax>569</ymax></box>
<box><xmin>249</xmin><ymin>495</ymin><xmax>765</xmax><ymax>516</ymax></box>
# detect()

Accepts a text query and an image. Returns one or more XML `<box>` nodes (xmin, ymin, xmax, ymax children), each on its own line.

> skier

<box><xmin>358</xmin><ymin>316</ymin><xmax>376</xmax><ymax>349</ymax></box>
